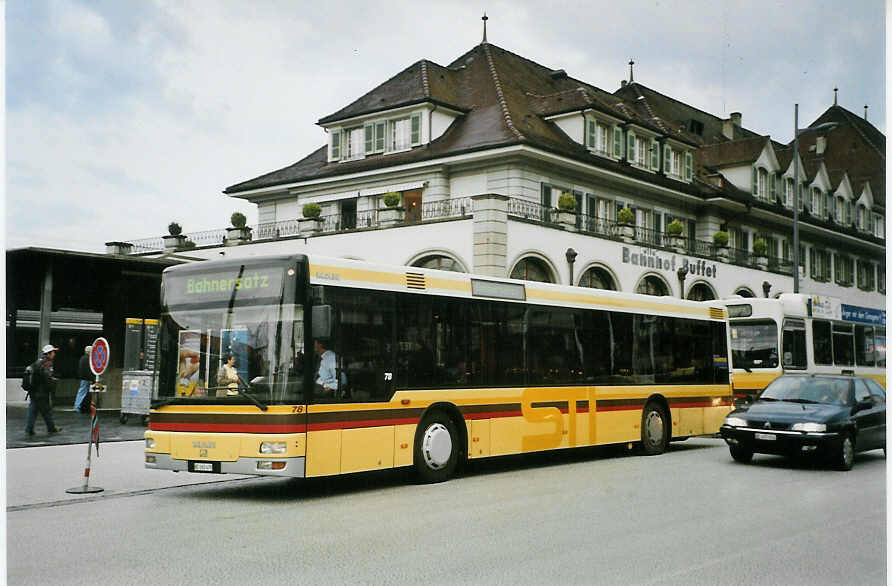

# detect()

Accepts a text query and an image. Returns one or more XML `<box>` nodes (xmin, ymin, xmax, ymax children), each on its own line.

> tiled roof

<box><xmin>225</xmin><ymin>44</ymin><xmax>883</xmax><ymax>214</ymax></box>
<box><xmin>614</xmin><ymin>82</ymin><xmax>761</xmax><ymax>145</ymax></box>
<box><xmin>698</xmin><ymin>136</ymin><xmax>769</xmax><ymax>169</ymax></box>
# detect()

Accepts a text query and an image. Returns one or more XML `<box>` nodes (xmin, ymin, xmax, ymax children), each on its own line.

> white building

<box><xmin>121</xmin><ymin>41</ymin><xmax>885</xmax><ymax>313</ymax></box>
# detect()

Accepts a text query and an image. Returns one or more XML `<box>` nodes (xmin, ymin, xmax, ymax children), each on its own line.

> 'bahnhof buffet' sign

<box><xmin>622</xmin><ymin>247</ymin><xmax>718</xmax><ymax>279</ymax></box>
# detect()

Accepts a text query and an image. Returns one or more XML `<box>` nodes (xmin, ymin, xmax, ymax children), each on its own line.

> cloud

<box><xmin>6</xmin><ymin>0</ymin><xmax>885</xmax><ymax>253</ymax></box>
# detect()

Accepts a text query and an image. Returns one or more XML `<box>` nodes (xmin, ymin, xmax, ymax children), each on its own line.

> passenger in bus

<box><xmin>216</xmin><ymin>354</ymin><xmax>239</xmax><ymax>397</ymax></box>
<box><xmin>314</xmin><ymin>339</ymin><xmax>340</xmax><ymax>395</ymax></box>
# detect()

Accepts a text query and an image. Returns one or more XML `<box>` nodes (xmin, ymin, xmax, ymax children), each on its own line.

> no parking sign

<box><xmin>90</xmin><ymin>337</ymin><xmax>110</xmax><ymax>376</ymax></box>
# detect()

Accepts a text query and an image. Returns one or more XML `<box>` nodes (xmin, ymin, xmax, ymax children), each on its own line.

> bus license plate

<box><xmin>754</xmin><ymin>433</ymin><xmax>776</xmax><ymax>441</ymax></box>
<box><xmin>189</xmin><ymin>461</ymin><xmax>219</xmax><ymax>473</ymax></box>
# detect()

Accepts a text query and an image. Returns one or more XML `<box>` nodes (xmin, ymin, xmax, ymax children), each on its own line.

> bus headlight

<box><xmin>792</xmin><ymin>422</ymin><xmax>827</xmax><ymax>432</ymax></box>
<box><xmin>724</xmin><ymin>416</ymin><xmax>747</xmax><ymax>427</ymax></box>
<box><xmin>146</xmin><ymin>438</ymin><xmax>156</xmax><ymax>449</ymax></box>
<box><xmin>260</xmin><ymin>441</ymin><xmax>287</xmax><ymax>454</ymax></box>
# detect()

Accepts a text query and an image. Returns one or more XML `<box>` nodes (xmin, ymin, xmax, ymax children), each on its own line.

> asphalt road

<box><xmin>7</xmin><ymin>437</ymin><xmax>886</xmax><ymax>585</ymax></box>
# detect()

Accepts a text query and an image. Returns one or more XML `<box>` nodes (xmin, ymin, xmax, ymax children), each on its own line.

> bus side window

<box><xmin>782</xmin><ymin>319</ymin><xmax>807</xmax><ymax>369</ymax></box>
<box><xmin>812</xmin><ymin>320</ymin><xmax>833</xmax><ymax>365</ymax></box>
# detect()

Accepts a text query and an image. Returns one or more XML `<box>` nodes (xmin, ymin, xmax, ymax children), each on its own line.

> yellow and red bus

<box><xmin>721</xmin><ymin>294</ymin><xmax>886</xmax><ymax>402</ymax></box>
<box><xmin>145</xmin><ymin>254</ymin><xmax>733</xmax><ymax>482</ymax></box>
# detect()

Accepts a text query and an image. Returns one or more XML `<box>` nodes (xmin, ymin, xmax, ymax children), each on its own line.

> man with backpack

<box><xmin>24</xmin><ymin>344</ymin><xmax>63</xmax><ymax>436</ymax></box>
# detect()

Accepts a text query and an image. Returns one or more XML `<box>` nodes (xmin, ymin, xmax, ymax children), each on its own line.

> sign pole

<box><xmin>66</xmin><ymin>337</ymin><xmax>109</xmax><ymax>495</ymax></box>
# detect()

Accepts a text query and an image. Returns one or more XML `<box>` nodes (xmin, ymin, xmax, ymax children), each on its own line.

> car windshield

<box><xmin>730</xmin><ymin>320</ymin><xmax>779</xmax><ymax>369</ymax></box>
<box><xmin>760</xmin><ymin>377</ymin><xmax>852</xmax><ymax>406</ymax></box>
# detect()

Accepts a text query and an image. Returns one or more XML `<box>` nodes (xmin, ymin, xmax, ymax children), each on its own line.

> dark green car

<box><xmin>720</xmin><ymin>374</ymin><xmax>886</xmax><ymax>470</ymax></box>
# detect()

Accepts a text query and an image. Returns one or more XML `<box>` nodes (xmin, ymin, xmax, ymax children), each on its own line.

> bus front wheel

<box><xmin>414</xmin><ymin>411</ymin><xmax>458</xmax><ymax>483</ymax></box>
<box><xmin>640</xmin><ymin>402</ymin><xmax>669</xmax><ymax>455</ymax></box>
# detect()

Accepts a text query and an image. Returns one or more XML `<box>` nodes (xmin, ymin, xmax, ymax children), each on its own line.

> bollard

<box><xmin>66</xmin><ymin>382</ymin><xmax>104</xmax><ymax>494</ymax></box>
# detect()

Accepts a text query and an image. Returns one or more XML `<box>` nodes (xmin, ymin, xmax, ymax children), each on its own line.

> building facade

<box><xmin>123</xmin><ymin>42</ymin><xmax>885</xmax><ymax>313</ymax></box>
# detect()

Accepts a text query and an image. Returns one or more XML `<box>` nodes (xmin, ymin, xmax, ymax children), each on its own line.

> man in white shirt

<box><xmin>314</xmin><ymin>340</ymin><xmax>340</xmax><ymax>394</ymax></box>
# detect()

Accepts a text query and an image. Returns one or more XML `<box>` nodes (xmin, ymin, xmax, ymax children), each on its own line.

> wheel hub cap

<box><xmin>422</xmin><ymin>423</ymin><xmax>452</xmax><ymax>469</ymax></box>
<box><xmin>646</xmin><ymin>412</ymin><xmax>663</xmax><ymax>445</ymax></box>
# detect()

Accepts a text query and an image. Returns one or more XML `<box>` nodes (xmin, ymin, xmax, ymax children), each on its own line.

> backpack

<box><xmin>21</xmin><ymin>362</ymin><xmax>37</xmax><ymax>392</ymax></box>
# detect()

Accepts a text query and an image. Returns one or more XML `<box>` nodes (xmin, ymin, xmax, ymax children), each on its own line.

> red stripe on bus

<box><xmin>150</xmin><ymin>423</ymin><xmax>307</xmax><ymax>433</ymax></box>
<box><xmin>307</xmin><ymin>417</ymin><xmax>420</xmax><ymax>431</ymax></box>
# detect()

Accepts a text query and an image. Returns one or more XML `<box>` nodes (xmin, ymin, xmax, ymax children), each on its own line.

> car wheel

<box><xmin>413</xmin><ymin>411</ymin><xmax>459</xmax><ymax>483</ymax></box>
<box><xmin>729</xmin><ymin>444</ymin><xmax>753</xmax><ymax>463</ymax></box>
<box><xmin>640</xmin><ymin>402</ymin><xmax>669</xmax><ymax>455</ymax></box>
<box><xmin>834</xmin><ymin>433</ymin><xmax>855</xmax><ymax>471</ymax></box>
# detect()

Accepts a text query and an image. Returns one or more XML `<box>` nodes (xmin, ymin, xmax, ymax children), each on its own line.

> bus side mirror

<box><xmin>312</xmin><ymin>305</ymin><xmax>332</xmax><ymax>339</ymax></box>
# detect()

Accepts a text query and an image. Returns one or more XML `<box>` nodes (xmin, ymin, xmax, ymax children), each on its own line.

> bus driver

<box><xmin>314</xmin><ymin>339</ymin><xmax>340</xmax><ymax>395</ymax></box>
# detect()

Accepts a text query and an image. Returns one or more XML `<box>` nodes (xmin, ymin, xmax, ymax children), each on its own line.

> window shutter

<box><xmin>627</xmin><ymin>131</ymin><xmax>636</xmax><ymax>161</ymax></box>
<box><xmin>684</xmin><ymin>152</ymin><xmax>693</xmax><ymax>181</ymax></box>
<box><xmin>810</xmin><ymin>249</ymin><xmax>816</xmax><ymax>278</ymax></box>
<box><xmin>410</xmin><ymin>113</ymin><xmax>421</xmax><ymax>145</ymax></box>
<box><xmin>769</xmin><ymin>173</ymin><xmax>776</xmax><ymax>200</ymax></box>
<box><xmin>651</xmin><ymin>140</ymin><xmax>659</xmax><ymax>169</ymax></box>
<box><xmin>540</xmin><ymin>183</ymin><xmax>552</xmax><ymax>208</ymax></box>
<box><xmin>752</xmin><ymin>167</ymin><xmax>758</xmax><ymax>195</ymax></box>
<box><xmin>587</xmin><ymin>119</ymin><xmax>595</xmax><ymax>148</ymax></box>
<box><xmin>331</xmin><ymin>130</ymin><xmax>341</xmax><ymax>160</ymax></box>
<box><xmin>375</xmin><ymin>122</ymin><xmax>385</xmax><ymax>152</ymax></box>
<box><xmin>613</xmin><ymin>127</ymin><xmax>622</xmax><ymax>157</ymax></box>
<box><xmin>364</xmin><ymin>124</ymin><xmax>374</xmax><ymax>154</ymax></box>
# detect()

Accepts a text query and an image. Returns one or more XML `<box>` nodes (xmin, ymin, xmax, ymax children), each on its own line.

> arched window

<box><xmin>510</xmin><ymin>257</ymin><xmax>554</xmax><ymax>283</ymax></box>
<box><xmin>636</xmin><ymin>275</ymin><xmax>670</xmax><ymax>297</ymax></box>
<box><xmin>687</xmin><ymin>282</ymin><xmax>716</xmax><ymax>301</ymax></box>
<box><xmin>412</xmin><ymin>255</ymin><xmax>464</xmax><ymax>272</ymax></box>
<box><xmin>734</xmin><ymin>287</ymin><xmax>755</xmax><ymax>298</ymax></box>
<box><xmin>578</xmin><ymin>266</ymin><xmax>616</xmax><ymax>291</ymax></box>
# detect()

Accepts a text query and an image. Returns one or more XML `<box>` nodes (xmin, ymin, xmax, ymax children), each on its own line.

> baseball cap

<box><xmin>42</xmin><ymin>344</ymin><xmax>59</xmax><ymax>354</ymax></box>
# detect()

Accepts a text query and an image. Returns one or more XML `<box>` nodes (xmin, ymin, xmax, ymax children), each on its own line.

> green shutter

<box><xmin>587</xmin><ymin>119</ymin><xmax>595</xmax><ymax>148</ymax></box>
<box><xmin>664</xmin><ymin>145</ymin><xmax>671</xmax><ymax>173</ymax></box>
<box><xmin>752</xmin><ymin>168</ymin><xmax>758</xmax><ymax>195</ymax></box>
<box><xmin>684</xmin><ymin>152</ymin><xmax>693</xmax><ymax>181</ymax></box>
<box><xmin>769</xmin><ymin>173</ymin><xmax>776</xmax><ymax>199</ymax></box>
<box><xmin>364</xmin><ymin>123</ymin><xmax>373</xmax><ymax>154</ymax></box>
<box><xmin>613</xmin><ymin>127</ymin><xmax>622</xmax><ymax>157</ymax></box>
<box><xmin>651</xmin><ymin>140</ymin><xmax>659</xmax><ymax>169</ymax></box>
<box><xmin>331</xmin><ymin>130</ymin><xmax>341</xmax><ymax>160</ymax></box>
<box><xmin>627</xmin><ymin>131</ymin><xmax>635</xmax><ymax>160</ymax></box>
<box><xmin>411</xmin><ymin>113</ymin><xmax>421</xmax><ymax>145</ymax></box>
<box><xmin>375</xmin><ymin>122</ymin><xmax>385</xmax><ymax>152</ymax></box>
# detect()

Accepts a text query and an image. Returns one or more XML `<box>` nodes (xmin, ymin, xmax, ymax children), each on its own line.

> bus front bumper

<box><xmin>145</xmin><ymin>453</ymin><xmax>306</xmax><ymax>477</ymax></box>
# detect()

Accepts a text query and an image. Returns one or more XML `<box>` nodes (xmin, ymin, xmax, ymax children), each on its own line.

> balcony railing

<box><xmin>120</xmin><ymin>195</ymin><xmax>797</xmax><ymax>276</ymax></box>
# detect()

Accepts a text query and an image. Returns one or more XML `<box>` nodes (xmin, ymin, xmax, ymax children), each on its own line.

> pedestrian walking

<box><xmin>25</xmin><ymin>344</ymin><xmax>63</xmax><ymax>436</ymax></box>
<box><xmin>74</xmin><ymin>345</ymin><xmax>93</xmax><ymax>413</ymax></box>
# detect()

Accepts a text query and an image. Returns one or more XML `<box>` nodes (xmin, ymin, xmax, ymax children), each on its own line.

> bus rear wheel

<box><xmin>640</xmin><ymin>402</ymin><xmax>669</xmax><ymax>455</ymax></box>
<box><xmin>414</xmin><ymin>411</ymin><xmax>458</xmax><ymax>483</ymax></box>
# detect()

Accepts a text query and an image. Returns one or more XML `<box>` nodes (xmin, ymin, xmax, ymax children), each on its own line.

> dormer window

<box><xmin>752</xmin><ymin>167</ymin><xmax>770</xmax><ymax>200</ymax></box>
<box><xmin>811</xmin><ymin>188</ymin><xmax>822</xmax><ymax>216</ymax></box>
<box><xmin>585</xmin><ymin>119</ymin><xmax>611</xmax><ymax>156</ymax></box>
<box><xmin>784</xmin><ymin>178</ymin><xmax>794</xmax><ymax>207</ymax></box>
<box><xmin>328</xmin><ymin>111</ymin><xmax>423</xmax><ymax>163</ymax></box>
<box><xmin>663</xmin><ymin>145</ymin><xmax>692</xmax><ymax>181</ymax></box>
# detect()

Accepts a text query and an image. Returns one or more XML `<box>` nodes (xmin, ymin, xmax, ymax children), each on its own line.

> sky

<box><xmin>5</xmin><ymin>0</ymin><xmax>886</xmax><ymax>253</ymax></box>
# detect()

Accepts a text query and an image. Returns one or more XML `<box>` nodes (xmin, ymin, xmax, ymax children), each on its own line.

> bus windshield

<box><xmin>155</xmin><ymin>261</ymin><xmax>306</xmax><ymax>404</ymax></box>
<box><xmin>730</xmin><ymin>319</ymin><xmax>779</xmax><ymax>369</ymax></box>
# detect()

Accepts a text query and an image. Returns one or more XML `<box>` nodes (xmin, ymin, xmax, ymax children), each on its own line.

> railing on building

<box><xmin>119</xmin><ymin>195</ymin><xmax>794</xmax><ymax>277</ymax></box>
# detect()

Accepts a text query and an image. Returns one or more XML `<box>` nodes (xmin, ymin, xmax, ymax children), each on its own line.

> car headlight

<box><xmin>260</xmin><ymin>441</ymin><xmax>287</xmax><ymax>454</ymax></box>
<box><xmin>792</xmin><ymin>422</ymin><xmax>827</xmax><ymax>432</ymax></box>
<box><xmin>724</xmin><ymin>416</ymin><xmax>747</xmax><ymax>427</ymax></box>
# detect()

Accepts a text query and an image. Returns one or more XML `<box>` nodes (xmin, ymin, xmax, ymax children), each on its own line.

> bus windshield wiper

<box><xmin>235</xmin><ymin>373</ymin><xmax>268</xmax><ymax>411</ymax></box>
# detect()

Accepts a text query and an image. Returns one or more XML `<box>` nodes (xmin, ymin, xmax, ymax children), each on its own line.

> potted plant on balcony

<box><xmin>617</xmin><ymin>207</ymin><xmax>635</xmax><ymax>242</ymax></box>
<box><xmin>666</xmin><ymin>219</ymin><xmax>685</xmax><ymax>251</ymax></box>
<box><xmin>752</xmin><ymin>238</ymin><xmax>769</xmax><ymax>270</ymax></box>
<box><xmin>713</xmin><ymin>230</ymin><xmax>730</xmax><ymax>262</ymax></box>
<box><xmin>299</xmin><ymin>202</ymin><xmax>323</xmax><ymax>235</ymax></box>
<box><xmin>555</xmin><ymin>192</ymin><xmax>578</xmax><ymax>231</ymax></box>
<box><xmin>379</xmin><ymin>191</ymin><xmax>405</xmax><ymax>227</ymax></box>
<box><xmin>225</xmin><ymin>211</ymin><xmax>252</xmax><ymax>245</ymax></box>
<box><xmin>163</xmin><ymin>221</ymin><xmax>187</xmax><ymax>250</ymax></box>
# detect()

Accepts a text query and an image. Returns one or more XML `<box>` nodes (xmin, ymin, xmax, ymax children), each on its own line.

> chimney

<box><xmin>816</xmin><ymin>135</ymin><xmax>827</xmax><ymax>155</ymax></box>
<box><xmin>621</xmin><ymin>80</ymin><xmax>628</xmax><ymax>87</ymax></box>
<box><xmin>722</xmin><ymin>112</ymin><xmax>742</xmax><ymax>140</ymax></box>
<box><xmin>864</xmin><ymin>105</ymin><xmax>869</xmax><ymax>121</ymax></box>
